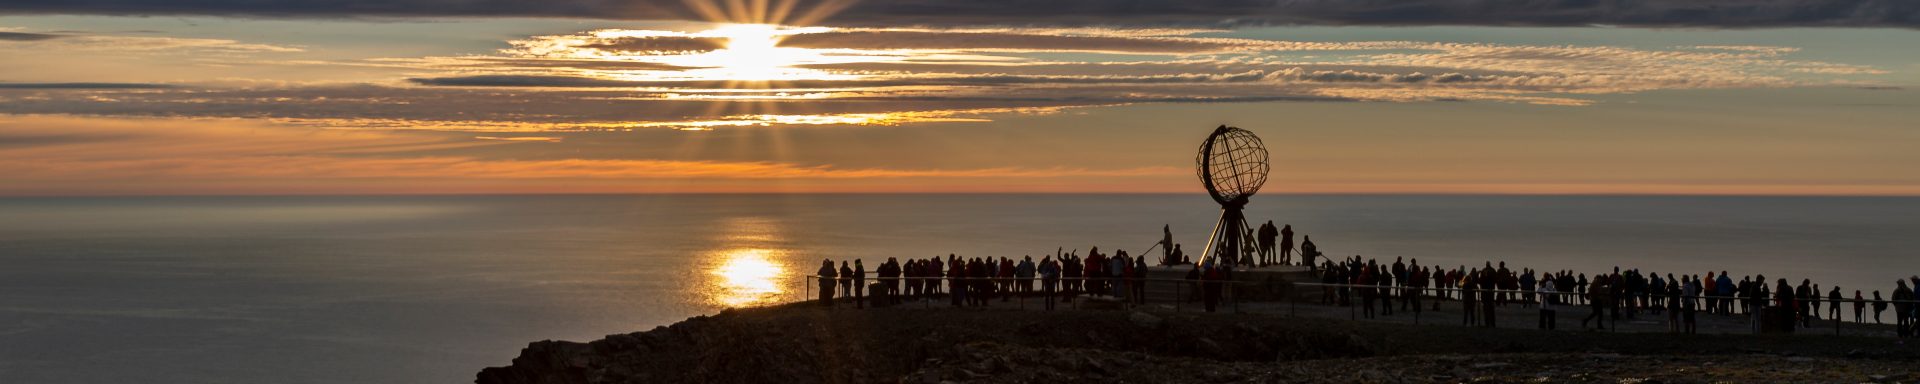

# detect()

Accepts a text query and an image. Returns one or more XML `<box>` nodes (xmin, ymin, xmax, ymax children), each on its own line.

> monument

<box><xmin>1194</xmin><ymin>125</ymin><xmax>1269</xmax><ymax>268</ymax></box>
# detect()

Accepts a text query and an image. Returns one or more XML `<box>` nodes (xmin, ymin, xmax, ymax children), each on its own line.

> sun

<box><xmin>670</xmin><ymin>24</ymin><xmax>844</xmax><ymax>82</ymax></box>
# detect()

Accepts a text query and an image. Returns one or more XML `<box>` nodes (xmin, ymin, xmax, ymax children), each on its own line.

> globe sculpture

<box><xmin>1195</xmin><ymin>125</ymin><xmax>1269</xmax><ymax>268</ymax></box>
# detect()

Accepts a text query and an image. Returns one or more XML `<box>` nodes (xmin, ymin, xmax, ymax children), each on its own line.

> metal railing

<box><xmin>786</xmin><ymin>275</ymin><xmax>1920</xmax><ymax>337</ymax></box>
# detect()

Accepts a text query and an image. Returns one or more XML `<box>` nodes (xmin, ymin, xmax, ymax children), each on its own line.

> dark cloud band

<box><xmin>0</xmin><ymin>31</ymin><xmax>65</xmax><ymax>41</ymax></box>
<box><xmin>0</xmin><ymin>0</ymin><xmax>1912</xmax><ymax>28</ymax></box>
<box><xmin>0</xmin><ymin>82</ymin><xmax>177</xmax><ymax>89</ymax></box>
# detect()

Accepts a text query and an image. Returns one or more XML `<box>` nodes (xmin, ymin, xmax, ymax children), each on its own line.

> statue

<box><xmin>1194</xmin><ymin>125</ymin><xmax>1269</xmax><ymax>269</ymax></box>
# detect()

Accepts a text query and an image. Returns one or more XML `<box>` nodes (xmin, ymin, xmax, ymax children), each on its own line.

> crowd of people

<box><xmin>808</xmin><ymin>222</ymin><xmax>1920</xmax><ymax>338</ymax></box>
<box><xmin>1315</xmin><ymin>255</ymin><xmax>1920</xmax><ymax>336</ymax></box>
<box><xmin>814</xmin><ymin>247</ymin><xmax>1171</xmax><ymax>311</ymax></box>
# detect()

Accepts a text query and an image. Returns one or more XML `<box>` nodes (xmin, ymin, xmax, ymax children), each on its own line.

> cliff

<box><xmin>479</xmin><ymin>303</ymin><xmax>1918</xmax><ymax>383</ymax></box>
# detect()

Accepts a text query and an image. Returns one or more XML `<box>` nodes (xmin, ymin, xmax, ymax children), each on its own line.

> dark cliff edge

<box><xmin>479</xmin><ymin>304</ymin><xmax>1920</xmax><ymax>384</ymax></box>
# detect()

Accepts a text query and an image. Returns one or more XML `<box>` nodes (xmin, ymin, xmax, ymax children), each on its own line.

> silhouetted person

<box><xmin>1186</xmin><ymin>264</ymin><xmax>1202</xmax><ymax>303</ymax></box>
<box><xmin>1159</xmin><ymin>225</ymin><xmax>1175</xmax><ymax>265</ymax></box>
<box><xmin>1873</xmin><ymin>290</ymin><xmax>1887</xmax><ymax>324</ymax></box>
<box><xmin>1538</xmin><ymin>277</ymin><xmax>1558</xmax><ymax>330</ymax></box>
<box><xmin>1360</xmin><ymin>264</ymin><xmax>1377</xmax><ymax>319</ymax></box>
<box><xmin>839</xmin><ymin>261</ymin><xmax>853</xmax><ymax>298</ymax></box>
<box><xmin>949</xmin><ymin>255</ymin><xmax>965</xmax><ymax>307</ymax></box>
<box><xmin>1202</xmin><ymin>265</ymin><xmax>1223</xmax><ymax>312</ymax></box>
<box><xmin>1854</xmin><ymin>290</ymin><xmax>1865</xmax><ymax>323</ymax></box>
<box><xmin>1017</xmin><ymin>256</ymin><xmax>1036</xmax><ymax>295</ymax></box>
<box><xmin>1682</xmin><ymin>274</ymin><xmax>1700</xmax><ymax>334</ymax></box>
<box><xmin>1040</xmin><ymin>256</ymin><xmax>1060</xmax><ymax>310</ymax></box>
<box><xmin>1774</xmin><ymin>278</ymin><xmax>1795</xmax><ymax>332</ymax></box>
<box><xmin>853</xmin><ymin>260</ymin><xmax>866</xmax><ymax>308</ymax></box>
<box><xmin>1828</xmin><ymin>286</ymin><xmax>1843</xmax><ymax>322</ymax></box>
<box><xmin>817</xmin><ymin>259</ymin><xmax>837</xmax><ymax>307</ymax></box>
<box><xmin>1278</xmin><ymin>224</ymin><xmax>1295</xmax><ymax>265</ymax></box>
<box><xmin>1462</xmin><ymin>269</ymin><xmax>1477</xmax><ymax>326</ymax></box>
<box><xmin>1170</xmin><ymin>244</ymin><xmax>1185</xmax><ymax>265</ymax></box>
<box><xmin>1582</xmin><ymin>276</ymin><xmax>1608</xmax><ymax>330</ymax></box>
<box><xmin>1300</xmin><ymin>236</ymin><xmax>1318</xmax><ymax>272</ymax></box>
<box><xmin>1894</xmin><ymin>281</ymin><xmax>1912</xmax><ymax>338</ymax></box>
<box><xmin>1256</xmin><ymin>221</ymin><xmax>1277</xmax><ymax>266</ymax></box>
<box><xmin>1132</xmin><ymin>256</ymin><xmax>1148</xmax><ymax>305</ymax></box>
<box><xmin>1796</xmin><ymin>279</ymin><xmax>1813</xmax><ymax>327</ymax></box>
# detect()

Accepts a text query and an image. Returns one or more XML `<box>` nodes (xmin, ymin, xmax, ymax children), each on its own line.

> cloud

<box><xmin>0</xmin><ymin>0</ymin><xmax>1912</xmax><ymax>28</ymax></box>
<box><xmin>775</xmin><ymin>30</ymin><xmax>1265</xmax><ymax>53</ymax></box>
<box><xmin>0</xmin><ymin>115</ymin><xmax>1183</xmax><ymax>195</ymax></box>
<box><xmin>0</xmin><ymin>30</ymin><xmax>301</xmax><ymax>53</ymax></box>
<box><xmin>0</xmin><ymin>31</ymin><xmax>63</xmax><ymax>41</ymax></box>
<box><xmin>0</xmin><ymin>82</ymin><xmax>177</xmax><ymax>89</ymax></box>
<box><xmin>579</xmin><ymin>36</ymin><xmax>729</xmax><ymax>54</ymax></box>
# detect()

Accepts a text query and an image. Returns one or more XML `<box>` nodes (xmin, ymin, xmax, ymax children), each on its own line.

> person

<box><xmin>949</xmin><ymin>255</ymin><xmax>966</xmax><ymax>307</ymax></box>
<box><xmin>1000</xmin><ymin>257</ymin><xmax>1017</xmax><ymax>302</ymax></box>
<box><xmin>1132</xmin><ymin>256</ymin><xmax>1149</xmax><ymax>305</ymax></box>
<box><xmin>1186</xmin><ymin>264</ymin><xmax>1203</xmax><ymax>303</ymax></box>
<box><xmin>881</xmin><ymin>257</ymin><xmax>902</xmax><ymax>304</ymax></box>
<box><xmin>1894</xmin><ymin>280</ymin><xmax>1912</xmax><ymax>338</ymax></box>
<box><xmin>1202</xmin><ymin>264</ymin><xmax>1223</xmax><ymax>312</ymax></box>
<box><xmin>1359</xmin><ymin>264</ymin><xmax>1376</xmax><ymax>319</ymax></box>
<box><xmin>816</xmin><ymin>259</ymin><xmax>837</xmax><ymax>307</ymax></box>
<box><xmin>1111</xmin><ymin>253</ymin><xmax>1130</xmax><ymax>302</ymax></box>
<box><xmin>904</xmin><ymin>260</ymin><xmax>921</xmax><ymax>297</ymax></box>
<box><xmin>1538</xmin><ymin>276</ymin><xmax>1558</xmax><ymax>330</ymax></box>
<box><xmin>1682</xmin><ymin>274</ymin><xmax>1700</xmax><ymax>334</ymax></box>
<box><xmin>1278</xmin><ymin>224</ymin><xmax>1295</xmax><ymax>265</ymax></box>
<box><xmin>1772</xmin><ymin>278</ymin><xmax>1795</xmax><ymax>332</ymax></box>
<box><xmin>1582</xmin><ymin>275</ymin><xmax>1608</xmax><ymax>330</ymax></box>
<box><xmin>1256</xmin><ymin>221</ymin><xmax>1277</xmax><ymax>266</ymax></box>
<box><xmin>1461</xmin><ymin>268</ymin><xmax>1477</xmax><ymax>326</ymax></box>
<box><xmin>1854</xmin><ymin>290</ymin><xmax>1866</xmax><ymax>324</ymax></box>
<box><xmin>1479</xmin><ymin>267</ymin><xmax>1498</xmax><ymax>327</ymax></box>
<box><xmin>1377</xmin><ymin>261</ymin><xmax>1394</xmax><ymax>316</ymax></box>
<box><xmin>1666</xmin><ymin>276</ymin><xmax>1682</xmax><ymax>333</ymax></box>
<box><xmin>1159</xmin><ymin>225</ymin><xmax>1176</xmax><ymax>265</ymax></box>
<box><xmin>838</xmin><ymin>261</ymin><xmax>853</xmax><ymax>298</ymax></box>
<box><xmin>853</xmin><ymin>260</ymin><xmax>867</xmax><ymax>309</ymax></box>
<box><xmin>1171</xmin><ymin>244</ymin><xmax>1186</xmax><ymax>265</ymax></box>
<box><xmin>921</xmin><ymin>257</ymin><xmax>936</xmax><ymax>295</ymax></box>
<box><xmin>1796</xmin><ymin>279</ymin><xmax>1813</xmax><ymax>327</ymax></box>
<box><xmin>1039</xmin><ymin>255</ymin><xmax>1060</xmax><ymax>310</ymax></box>
<box><xmin>1017</xmin><ymin>256</ymin><xmax>1036</xmax><ymax>296</ymax></box>
<box><xmin>1300</xmin><ymin>236</ymin><xmax>1318</xmax><ymax>272</ymax></box>
<box><xmin>1873</xmin><ymin>290</ymin><xmax>1887</xmax><ymax>324</ymax></box>
<box><xmin>1828</xmin><ymin>286</ymin><xmax>1843</xmax><ymax>323</ymax></box>
<box><xmin>1063</xmin><ymin>251</ymin><xmax>1083</xmax><ymax>301</ymax></box>
<box><xmin>1392</xmin><ymin>257</ymin><xmax>1409</xmax><ymax>312</ymax></box>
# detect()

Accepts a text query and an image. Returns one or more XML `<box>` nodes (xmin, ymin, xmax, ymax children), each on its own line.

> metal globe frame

<box><xmin>1195</xmin><ymin>125</ymin><xmax>1269</xmax><ymax>268</ymax></box>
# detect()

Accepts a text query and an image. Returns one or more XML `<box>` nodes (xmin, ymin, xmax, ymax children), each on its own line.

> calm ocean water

<box><xmin>3</xmin><ymin>194</ymin><xmax>1918</xmax><ymax>383</ymax></box>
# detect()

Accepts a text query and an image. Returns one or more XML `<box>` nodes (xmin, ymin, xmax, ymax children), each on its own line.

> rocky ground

<box><xmin>476</xmin><ymin>302</ymin><xmax>1920</xmax><ymax>384</ymax></box>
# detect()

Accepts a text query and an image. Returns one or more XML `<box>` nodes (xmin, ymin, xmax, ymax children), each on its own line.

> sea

<box><xmin>2</xmin><ymin>194</ymin><xmax>1917</xmax><ymax>383</ymax></box>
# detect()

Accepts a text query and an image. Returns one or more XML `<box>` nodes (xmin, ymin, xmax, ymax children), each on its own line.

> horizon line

<box><xmin>7</xmin><ymin>191</ymin><xmax>1920</xmax><ymax>199</ymax></box>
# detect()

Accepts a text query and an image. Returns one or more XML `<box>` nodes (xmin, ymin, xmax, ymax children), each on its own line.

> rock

<box><xmin>1869</xmin><ymin>372</ymin><xmax>1908</xmax><ymax>383</ymax></box>
<box><xmin>1198</xmin><ymin>337</ymin><xmax>1227</xmax><ymax>358</ymax></box>
<box><xmin>1356</xmin><ymin>369</ymin><xmax>1394</xmax><ymax>383</ymax></box>
<box><xmin>1471</xmin><ymin>362</ymin><xmax>1511</xmax><ymax>369</ymax></box>
<box><xmin>1084</xmin><ymin>357</ymin><xmax>1109</xmax><ymax>375</ymax></box>
<box><xmin>956</xmin><ymin>368</ymin><xmax>987</xmax><ymax>379</ymax></box>
<box><xmin>1130</xmin><ymin>311</ymin><xmax>1165</xmax><ymax>328</ymax></box>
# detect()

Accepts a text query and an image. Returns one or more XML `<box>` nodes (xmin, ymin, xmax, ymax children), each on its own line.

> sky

<box><xmin>0</xmin><ymin>1</ymin><xmax>1916</xmax><ymax>196</ymax></box>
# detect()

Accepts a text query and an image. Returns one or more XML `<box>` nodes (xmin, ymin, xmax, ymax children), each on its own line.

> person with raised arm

<box><xmin>1039</xmin><ymin>255</ymin><xmax>1060</xmax><ymax>310</ymax></box>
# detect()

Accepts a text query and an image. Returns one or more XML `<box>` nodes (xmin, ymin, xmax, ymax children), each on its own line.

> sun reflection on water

<box><xmin>706</xmin><ymin>248</ymin><xmax>789</xmax><ymax>307</ymax></box>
